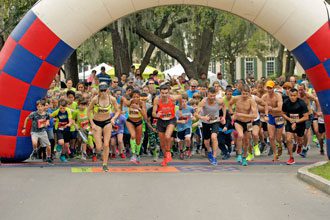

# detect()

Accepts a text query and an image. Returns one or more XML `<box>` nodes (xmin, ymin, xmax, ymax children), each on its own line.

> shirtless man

<box><xmin>230</xmin><ymin>85</ymin><xmax>258</xmax><ymax>166</ymax></box>
<box><xmin>262</xmin><ymin>80</ymin><xmax>284</xmax><ymax>162</ymax></box>
<box><xmin>298</xmin><ymin>84</ymin><xmax>319</xmax><ymax>157</ymax></box>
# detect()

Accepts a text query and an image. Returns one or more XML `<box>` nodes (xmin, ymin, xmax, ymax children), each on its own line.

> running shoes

<box><xmin>286</xmin><ymin>157</ymin><xmax>295</xmax><ymax>165</ymax></box>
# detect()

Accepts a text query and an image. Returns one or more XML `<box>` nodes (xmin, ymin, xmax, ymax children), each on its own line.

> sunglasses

<box><xmin>100</xmin><ymin>90</ymin><xmax>107</xmax><ymax>92</ymax></box>
<box><xmin>113</xmin><ymin>81</ymin><xmax>118</xmax><ymax>83</ymax></box>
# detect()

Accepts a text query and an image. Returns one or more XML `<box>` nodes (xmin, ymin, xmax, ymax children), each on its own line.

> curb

<box><xmin>297</xmin><ymin>161</ymin><xmax>330</xmax><ymax>195</ymax></box>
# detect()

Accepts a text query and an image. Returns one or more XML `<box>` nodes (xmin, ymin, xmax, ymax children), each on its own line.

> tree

<box><xmin>0</xmin><ymin>0</ymin><xmax>37</xmax><ymax>50</ymax></box>
<box><xmin>135</xmin><ymin>6</ymin><xmax>218</xmax><ymax>79</ymax></box>
<box><xmin>64</xmin><ymin>51</ymin><xmax>79</xmax><ymax>86</ymax></box>
<box><xmin>213</xmin><ymin>14</ymin><xmax>254</xmax><ymax>83</ymax></box>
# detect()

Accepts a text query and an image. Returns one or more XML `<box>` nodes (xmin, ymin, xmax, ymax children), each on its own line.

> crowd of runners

<box><xmin>23</xmin><ymin>65</ymin><xmax>327</xmax><ymax>172</ymax></box>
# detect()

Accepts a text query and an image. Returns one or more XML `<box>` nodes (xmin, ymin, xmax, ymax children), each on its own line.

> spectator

<box><xmin>198</xmin><ymin>72</ymin><xmax>210</xmax><ymax>88</ymax></box>
<box><xmin>65</xmin><ymin>79</ymin><xmax>76</xmax><ymax>92</ymax></box>
<box><xmin>87</xmin><ymin>70</ymin><xmax>97</xmax><ymax>84</ymax></box>
<box><xmin>110</xmin><ymin>77</ymin><xmax>125</xmax><ymax>94</ymax></box>
<box><xmin>96</xmin><ymin>66</ymin><xmax>111</xmax><ymax>85</ymax></box>
<box><xmin>186</xmin><ymin>80</ymin><xmax>199</xmax><ymax>99</ymax></box>
<box><xmin>118</xmin><ymin>73</ymin><xmax>128</xmax><ymax>87</ymax></box>
<box><xmin>76</xmin><ymin>82</ymin><xmax>85</xmax><ymax>93</ymax></box>
<box><xmin>216</xmin><ymin>72</ymin><xmax>228</xmax><ymax>90</ymax></box>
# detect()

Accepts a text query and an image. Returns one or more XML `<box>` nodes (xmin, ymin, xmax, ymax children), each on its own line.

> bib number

<box><xmin>37</xmin><ymin>119</ymin><xmax>47</xmax><ymax>129</ymax></box>
<box><xmin>289</xmin><ymin>114</ymin><xmax>299</xmax><ymax>122</ymax></box>
<box><xmin>275</xmin><ymin>117</ymin><xmax>284</xmax><ymax>125</ymax></box>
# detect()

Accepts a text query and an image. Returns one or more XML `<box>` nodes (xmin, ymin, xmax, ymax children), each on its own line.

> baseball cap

<box><xmin>99</xmin><ymin>82</ymin><xmax>109</xmax><ymax>91</ymax></box>
<box><xmin>265</xmin><ymin>80</ymin><xmax>275</xmax><ymax>88</ymax></box>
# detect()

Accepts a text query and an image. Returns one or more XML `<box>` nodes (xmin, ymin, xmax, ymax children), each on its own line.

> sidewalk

<box><xmin>297</xmin><ymin>161</ymin><xmax>330</xmax><ymax>195</ymax></box>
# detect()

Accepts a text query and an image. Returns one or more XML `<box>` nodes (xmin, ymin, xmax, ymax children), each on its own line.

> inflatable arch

<box><xmin>0</xmin><ymin>0</ymin><xmax>330</xmax><ymax>161</ymax></box>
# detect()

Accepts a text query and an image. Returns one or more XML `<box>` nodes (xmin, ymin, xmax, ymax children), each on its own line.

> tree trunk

<box><xmin>135</xmin><ymin>25</ymin><xmax>197</xmax><ymax>79</ymax></box>
<box><xmin>289</xmin><ymin>57</ymin><xmax>296</xmax><ymax>76</ymax></box>
<box><xmin>110</xmin><ymin>21</ymin><xmax>132</xmax><ymax>77</ymax></box>
<box><xmin>228</xmin><ymin>59</ymin><xmax>236</xmax><ymax>84</ymax></box>
<box><xmin>194</xmin><ymin>17</ymin><xmax>217</xmax><ymax>76</ymax></box>
<box><xmin>64</xmin><ymin>50</ymin><xmax>79</xmax><ymax>86</ymax></box>
<box><xmin>0</xmin><ymin>34</ymin><xmax>4</xmax><ymax>51</ymax></box>
<box><xmin>276</xmin><ymin>44</ymin><xmax>284</xmax><ymax>77</ymax></box>
<box><xmin>285</xmin><ymin>50</ymin><xmax>291</xmax><ymax>77</ymax></box>
<box><xmin>135</xmin><ymin>15</ymin><xmax>216</xmax><ymax>80</ymax></box>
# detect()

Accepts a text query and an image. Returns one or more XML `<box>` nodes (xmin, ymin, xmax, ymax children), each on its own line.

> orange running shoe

<box><xmin>166</xmin><ymin>152</ymin><xmax>172</xmax><ymax>163</ymax></box>
<box><xmin>160</xmin><ymin>158</ymin><xmax>168</xmax><ymax>166</ymax></box>
<box><xmin>92</xmin><ymin>155</ymin><xmax>97</xmax><ymax>162</ymax></box>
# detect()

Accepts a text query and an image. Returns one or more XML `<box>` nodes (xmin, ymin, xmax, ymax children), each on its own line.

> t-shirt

<box><xmin>186</xmin><ymin>90</ymin><xmax>199</xmax><ymax>99</ymax></box>
<box><xmin>110</xmin><ymin>113</ymin><xmax>126</xmax><ymax>135</ymax></box>
<box><xmin>76</xmin><ymin>108</ymin><xmax>90</xmax><ymax>131</ymax></box>
<box><xmin>232</xmin><ymin>89</ymin><xmax>241</xmax><ymax>96</ymax></box>
<box><xmin>96</xmin><ymin>73</ymin><xmax>111</xmax><ymax>85</ymax></box>
<box><xmin>282</xmin><ymin>98</ymin><xmax>308</xmax><ymax>125</ymax></box>
<box><xmin>176</xmin><ymin>106</ymin><xmax>194</xmax><ymax>132</ymax></box>
<box><xmin>29</xmin><ymin>111</ymin><xmax>50</xmax><ymax>133</ymax></box>
<box><xmin>51</xmin><ymin>108</ymin><xmax>72</xmax><ymax>131</ymax></box>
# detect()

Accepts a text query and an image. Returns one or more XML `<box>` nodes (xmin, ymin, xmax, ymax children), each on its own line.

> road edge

<box><xmin>297</xmin><ymin>161</ymin><xmax>330</xmax><ymax>195</ymax></box>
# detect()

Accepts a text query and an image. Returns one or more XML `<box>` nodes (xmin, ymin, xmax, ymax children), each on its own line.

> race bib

<box><xmin>275</xmin><ymin>117</ymin><xmax>284</xmax><ymax>125</ymax></box>
<box><xmin>162</xmin><ymin>113</ymin><xmax>173</xmax><ymax>120</ymax></box>
<box><xmin>289</xmin><ymin>114</ymin><xmax>299</xmax><ymax>122</ymax></box>
<box><xmin>247</xmin><ymin>122</ymin><xmax>253</xmax><ymax>132</ymax></box>
<box><xmin>80</xmin><ymin>120</ymin><xmax>90</xmax><ymax>129</ymax></box>
<box><xmin>37</xmin><ymin>119</ymin><xmax>47</xmax><ymax>129</ymax></box>
<box><xmin>129</xmin><ymin>109</ymin><xmax>140</xmax><ymax>115</ymax></box>
<box><xmin>58</xmin><ymin>122</ymin><xmax>68</xmax><ymax>130</ymax></box>
<box><xmin>208</xmin><ymin>115</ymin><xmax>219</xmax><ymax>123</ymax></box>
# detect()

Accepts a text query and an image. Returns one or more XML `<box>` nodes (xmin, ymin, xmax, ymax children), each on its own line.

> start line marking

<box><xmin>72</xmin><ymin>166</ymin><xmax>180</xmax><ymax>173</ymax></box>
<box><xmin>71</xmin><ymin>166</ymin><xmax>240</xmax><ymax>173</ymax></box>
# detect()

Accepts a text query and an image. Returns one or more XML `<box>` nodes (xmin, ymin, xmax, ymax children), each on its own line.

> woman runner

<box><xmin>87</xmin><ymin>82</ymin><xmax>120</xmax><ymax>172</ymax></box>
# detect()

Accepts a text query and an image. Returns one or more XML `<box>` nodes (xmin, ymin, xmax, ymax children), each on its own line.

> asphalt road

<box><xmin>0</xmin><ymin>148</ymin><xmax>329</xmax><ymax>220</ymax></box>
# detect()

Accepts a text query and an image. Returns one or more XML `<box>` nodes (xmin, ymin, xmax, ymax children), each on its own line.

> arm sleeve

<box><xmin>51</xmin><ymin>109</ymin><xmax>59</xmax><ymax>118</ymax></box>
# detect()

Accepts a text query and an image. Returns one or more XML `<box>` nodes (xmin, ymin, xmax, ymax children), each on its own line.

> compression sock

<box><xmin>130</xmin><ymin>139</ymin><xmax>137</xmax><ymax>155</ymax></box>
<box><xmin>136</xmin><ymin>143</ymin><xmax>142</xmax><ymax>155</ymax></box>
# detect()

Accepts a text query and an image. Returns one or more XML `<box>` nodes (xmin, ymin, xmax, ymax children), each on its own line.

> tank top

<box><xmin>128</xmin><ymin>102</ymin><xmax>142</xmax><ymax>119</ymax></box>
<box><xmin>94</xmin><ymin>96</ymin><xmax>112</xmax><ymax>114</ymax></box>
<box><xmin>157</xmin><ymin>97</ymin><xmax>175</xmax><ymax>120</ymax></box>
<box><xmin>201</xmin><ymin>98</ymin><xmax>220</xmax><ymax>124</ymax></box>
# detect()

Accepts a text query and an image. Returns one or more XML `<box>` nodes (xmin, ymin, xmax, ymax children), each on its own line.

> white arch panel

<box><xmin>274</xmin><ymin>0</ymin><xmax>329</xmax><ymax>50</ymax></box>
<box><xmin>207</xmin><ymin>0</ymin><xmax>235</xmax><ymax>12</ymax></box>
<box><xmin>32</xmin><ymin>0</ymin><xmax>93</xmax><ymax>48</ymax></box>
<box><xmin>231</xmin><ymin>0</ymin><xmax>267</xmax><ymax>22</ymax></box>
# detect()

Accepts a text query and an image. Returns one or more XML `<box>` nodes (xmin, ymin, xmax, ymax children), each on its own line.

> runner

<box><xmin>22</xmin><ymin>100</ymin><xmax>53</xmax><ymax>164</ymax></box>
<box><xmin>110</xmin><ymin>111</ymin><xmax>126</xmax><ymax>160</ymax></box>
<box><xmin>176</xmin><ymin>94</ymin><xmax>194</xmax><ymax>159</ymax></box>
<box><xmin>262</xmin><ymin>80</ymin><xmax>284</xmax><ymax>161</ymax></box>
<box><xmin>122</xmin><ymin>90</ymin><xmax>152</xmax><ymax>164</ymax></box>
<box><xmin>282</xmin><ymin>88</ymin><xmax>309</xmax><ymax>165</ymax></box>
<box><xmin>230</xmin><ymin>85</ymin><xmax>258</xmax><ymax>166</ymax></box>
<box><xmin>152</xmin><ymin>84</ymin><xmax>182</xmax><ymax>166</ymax></box>
<box><xmin>50</xmin><ymin>99</ymin><xmax>74</xmax><ymax>163</ymax></box>
<box><xmin>87</xmin><ymin>82</ymin><xmax>120</xmax><ymax>172</ymax></box>
<box><xmin>74</xmin><ymin>98</ymin><xmax>94</xmax><ymax>161</ymax></box>
<box><xmin>197</xmin><ymin>87</ymin><xmax>226</xmax><ymax>166</ymax></box>
<box><xmin>298</xmin><ymin>84</ymin><xmax>319</xmax><ymax>157</ymax></box>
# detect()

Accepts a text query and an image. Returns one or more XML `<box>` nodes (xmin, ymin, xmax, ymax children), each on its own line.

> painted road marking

<box><xmin>71</xmin><ymin>166</ymin><xmax>240</xmax><ymax>173</ymax></box>
<box><xmin>72</xmin><ymin>166</ymin><xmax>180</xmax><ymax>173</ymax></box>
<box><xmin>177</xmin><ymin>166</ymin><xmax>240</xmax><ymax>172</ymax></box>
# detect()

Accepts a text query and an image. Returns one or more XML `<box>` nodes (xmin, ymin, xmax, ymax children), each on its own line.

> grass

<box><xmin>309</xmin><ymin>162</ymin><xmax>330</xmax><ymax>181</ymax></box>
